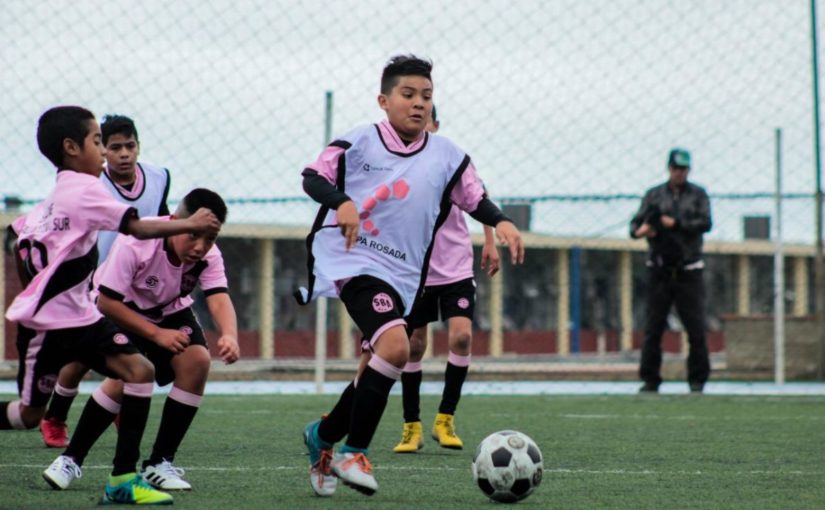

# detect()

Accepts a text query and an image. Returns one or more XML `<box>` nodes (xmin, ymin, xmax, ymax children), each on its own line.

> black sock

<box><xmin>438</xmin><ymin>362</ymin><xmax>469</xmax><ymax>415</ymax></box>
<box><xmin>112</xmin><ymin>394</ymin><xmax>151</xmax><ymax>476</ymax></box>
<box><xmin>0</xmin><ymin>402</ymin><xmax>13</xmax><ymax>429</ymax></box>
<box><xmin>345</xmin><ymin>366</ymin><xmax>396</xmax><ymax>450</ymax></box>
<box><xmin>317</xmin><ymin>381</ymin><xmax>355</xmax><ymax>444</ymax></box>
<box><xmin>65</xmin><ymin>397</ymin><xmax>116</xmax><ymax>466</ymax></box>
<box><xmin>144</xmin><ymin>397</ymin><xmax>198</xmax><ymax>467</ymax></box>
<box><xmin>401</xmin><ymin>370</ymin><xmax>422</xmax><ymax>423</ymax></box>
<box><xmin>45</xmin><ymin>393</ymin><xmax>76</xmax><ymax>422</ymax></box>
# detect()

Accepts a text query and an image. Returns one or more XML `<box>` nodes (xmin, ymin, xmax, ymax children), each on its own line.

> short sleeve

<box><xmin>80</xmin><ymin>179</ymin><xmax>136</xmax><ymax>233</ymax></box>
<box><xmin>303</xmin><ymin>146</ymin><xmax>346</xmax><ymax>184</ymax></box>
<box><xmin>95</xmin><ymin>237</ymin><xmax>140</xmax><ymax>299</ymax></box>
<box><xmin>449</xmin><ymin>162</ymin><xmax>486</xmax><ymax>213</ymax></box>
<box><xmin>199</xmin><ymin>245</ymin><xmax>229</xmax><ymax>295</ymax></box>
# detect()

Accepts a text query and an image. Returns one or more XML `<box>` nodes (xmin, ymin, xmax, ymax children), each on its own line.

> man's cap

<box><xmin>668</xmin><ymin>148</ymin><xmax>691</xmax><ymax>168</ymax></box>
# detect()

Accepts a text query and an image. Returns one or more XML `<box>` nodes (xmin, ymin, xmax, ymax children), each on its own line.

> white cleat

<box><xmin>310</xmin><ymin>449</ymin><xmax>337</xmax><ymax>497</ymax></box>
<box><xmin>42</xmin><ymin>455</ymin><xmax>82</xmax><ymax>490</ymax></box>
<box><xmin>140</xmin><ymin>460</ymin><xmax>192</xmax><ymax>490</ymax></box>
<box><xmin>331</xmin><ymin>452</ymin><xmax>377</xmax><ymax>496</ymax></box>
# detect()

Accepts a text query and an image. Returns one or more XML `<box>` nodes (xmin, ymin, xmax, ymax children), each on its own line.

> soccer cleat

<box><xmin>42</xmin><ymin>455</ymin><xmax>82</xmax><ymax>490</ymax></box>
<box><xmin>639</xmin><ymin>382</ymin><xmax>660</xmax><ymax>393</ymax></box>
<box><xmin>40</xmin><ymin>417</ymin><xmax>70</xmax><ymax>448</ymax></box>
<box><xmin>392</xmin><ymin>421</ymin><xmax>424</xmax><ymax>453</ymax></box>
<box><xmin>303</xmin><ymin>420</ymin><xmax>337</xmax><ymax>496</ymax></box>
<box><xmin>432</xmin><ymin>413</ymin><xmax>464</xmax><ymax>449</ymax></box>
<box><xmin>141</xmin><ymin>460</ymin><xmax>192</xmax><ymax>490</ymax></box>
<box><xmin>331</xmin><ymin>452</ymin><xmax>377</xmax><ymax>496</ymax></box>
<box><xmin>100</xmin><ymin>472</ymin><xmax>173</xmax><ymax>505</ymax></box>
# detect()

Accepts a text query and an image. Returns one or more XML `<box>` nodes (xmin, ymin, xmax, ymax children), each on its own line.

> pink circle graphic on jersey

<box><xmin>392</xmin><ymin>179</ymin><xmax>410</xmax><ymax>199</ymax></box>
<box><xmin>363</xmin><ymin>197</ymin><xmax>377</xmax><ymax>211</ymax></box>
<box><xmin>375</xmin><ymin>185</ymin><xmax>391</xmax><ymax>201</ymax></box>
<box><xmin>372</xmin><ymin>292</ymin><xmax>395</xmax><ymax>313</ymax></box>
<box><xmin>457</xmin><ymin>297</ymin><xmax>470</xmax><ymax>309</ymax></box>
<box><xmin>359</xmin><ymin>211</ymin><xmax>370</xmax><ymax>219</ymax></box>
<box><xmin>113</xmin><ymin>333</ymin><xmax>129</xmax><ymax>345</ymax></box>
<box><xmin>37</xmin><ymin>374</ymin><xmax>57</xmax><ymax>394</ymax></box>
<box><xmin>179</xmin><ymin>326</ymin><xmax>193</xmax><ymax>335</ymax></box>
<box><xmin>363</xmin><ymin>220</ymin><xmax>376</xmax><ymax>233</ymax></box>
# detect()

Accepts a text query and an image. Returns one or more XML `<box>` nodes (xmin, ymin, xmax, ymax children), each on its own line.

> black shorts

<box><xmin>339</xmin><ymin>275</ymin><xmax>406</xmax><ymax>352</ymax></box>
<box><xmin>129</xmin><ymin>308</ymin><xmax>206</xmax><ymax>386</ymax></box>
<box><xmin>16</xmin><ymin>318</ymin><xmax>140</xmax><ymax>407</ymax></box>
<box><xmin>405</xmin><ymin>277</ymin><xmax>476</xmax><ymax>330</ymax></box>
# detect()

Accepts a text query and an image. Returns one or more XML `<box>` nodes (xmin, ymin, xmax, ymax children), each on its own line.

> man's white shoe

<box><xmin>140</xmin><ymin>460</ymin><xmax>192</xmax><ymax>490</ymax></box>
<box><xmin>310</xmin><ymin>449</ymin><xmax>337</xmax><ymax>497</ymax></box>
<box><xmin>42</xmin><ymin>455</ymin><xmax>82</xmax><ymax>490</ymax></box>
<box><xmin>331</xmin><ymin>452</ymin><xmax>377</xmax><ymax>496</ymax></box>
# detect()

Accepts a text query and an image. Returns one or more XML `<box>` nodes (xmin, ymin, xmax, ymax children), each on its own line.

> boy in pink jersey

<box><xmin>2</xmin><ymin>105</ymin><xmax>220</xmax><ymax>505</ymax></box>
<box><xmin>299</xmin><ymin>55</ymin><xmax>524</xmax><ymax>497</ymax></box>
<box><xmin>41</xmin><ymin>113</ymin><xmax>173</xmax><ymax>449</ymax></box>
<box><xmin>393</xmin><ymin>106</ymin><xmax>501</xmax><ymax>453</ymax></box>
<box><xmin>44</xmin><ymin>188</ymin><xmax>239</xmax><ymax>492</ymax></box>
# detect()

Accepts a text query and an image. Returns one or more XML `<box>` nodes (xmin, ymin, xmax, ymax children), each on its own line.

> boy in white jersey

<box><xmin>44</xmin><ymin>188</ymin><xmax>240</xmax><ymax>492</ymax></box>
<box><xmin>2</xmin><ymin>105</ymin><xmax>220</xmax><ymax>505</ymax></box>
<box><xmin>40</xmin><ymin>114</ymin><xmax>172</xmax><ymax>449</ymax></box>
<box><xmin>299</xmin><ymin>55</ymin><xmax>524</xmax><ymax>497</ymax></box>
<box><xmin>393</xmin><ymin>106</ymin><xmax>500</xmax><ymax>453</ymax></box>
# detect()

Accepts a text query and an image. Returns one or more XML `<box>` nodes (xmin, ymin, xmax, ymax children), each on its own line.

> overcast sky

<box><xmin>1</xmin><ymin>0</ymin><xmax>823</xmax><ymax>242</ymax></box>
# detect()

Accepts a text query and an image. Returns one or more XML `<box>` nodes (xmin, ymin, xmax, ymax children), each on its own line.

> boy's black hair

<box><xmin>101</xmin><ymin>114</ymin><xmax>139</xmax><ymax>145</ymax></box>
<box><xmin>179</xmin><ymin>188</ymin><xmax>228</xmax><ymax>224</ymax></box>
<box><xmin>431</xmin><ymin>104</ymin><xmax>438</xmax><ymax>123</ymax></box>
<box><xmin>380</xmin><ymin>54</ymin><xmax>433</xmax><ymax>94</ymax></box>
<box><xmin>37</xmin><ymin>106</ymin><xmax>95</xmax><ymax>168</ymax></box>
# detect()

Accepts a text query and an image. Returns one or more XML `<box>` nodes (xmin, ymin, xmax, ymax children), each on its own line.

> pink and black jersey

<box><xmin>5</xmin><ymin>170</ymin><xmax>136</xmax><ymax>330</ymax></box>
<box><xmin>298</xmin><ymin>119</ymin><xmax>486</xmax><ymax>315</ymax></box>
<box><xmin>426</xmin><ymin>205</ymin><xmax>474</xmax><ymax>286</ymax></box>
<box><xmin>93</xmin><ymin>216</ymin><xmax>228</xmax><ymax>322</ymax></box>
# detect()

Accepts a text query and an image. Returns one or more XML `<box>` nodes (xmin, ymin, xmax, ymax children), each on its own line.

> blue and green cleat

<box><xmin>100</xmin><ymin>472</ymin><xmax>174</xmax><ymax>505</ymax></box>
<box><xmin>303</xmin><ymin>419</ymin><xmax>337</xmax><ymax>497</ymax></box>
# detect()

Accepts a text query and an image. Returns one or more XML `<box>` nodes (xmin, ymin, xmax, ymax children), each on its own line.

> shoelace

<box><xmin>60</xmin><ymin>458</ymin><xmax>82</xmax><ymax>479</ymax></box>
<box><xmin>342</xmin><ymin>453</ymin><xmax>373</xmax><ymax>474</ymax></box>
<box><xmin>314</xmin><ymin>450</ymin><xmax>334</xmax><ymax>476</ymax></box>
<box><xmin>438</xmin><ymin>419</ymin><xmax>457</xmax><ymax>438</ymax></box>
<box><xmin>401</xmin><ymin>425</ymin><xmax>416</xmax><ymax>443</ymax></box>
<box><xmin>155</xmin><ymin>461</ymin><xmax>185</xmax><ymax>480</ymax></box>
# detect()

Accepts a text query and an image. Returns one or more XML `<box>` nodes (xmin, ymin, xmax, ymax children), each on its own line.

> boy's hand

<box><xmin>217</xmin><ymin>335</ymin><xmax>240</xmax><ymax>364</ymax></box>
<box><xmin>153</xmin><ymin>328</ymin><xmax>190</xmax><ymax>354</ymax></box>
<box><xmin>494</xmin><ymin>221</ymin><xmax>525</xmax><ymax>265</ymax></box>
<box><xmin>336</xmin><ymin>201</ymin><xmax>359</xmax><ymax>250</ymax></box>
<box><xmin>188</xmin><ymin>208</ymin><xmax>221</xmax><ymax>235</ymax></box>
<box><xmin>635</xmin><ymin>223</ymin><xmax>657</xmax><ymax>238</ymax></box>
<box><xmin>480</xmin><ymin>242</ymin><xmax>501</xmax><ymax>277</ymax></box>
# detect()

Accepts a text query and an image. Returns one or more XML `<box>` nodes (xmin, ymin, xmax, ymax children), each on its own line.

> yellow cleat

<box><xmin>100</xmin><ymin>473</ymin><xmax>173</xmax><ymax>505</ymax></box>
<box><xmin>392</xmin><ymin>421</ymin><xmax>424</xmax><ymax>453</ymax></box>
<box><xmin>432</xmin><ymin>413</ymin><xmax>463</xmax><ymax>450</ymax></box>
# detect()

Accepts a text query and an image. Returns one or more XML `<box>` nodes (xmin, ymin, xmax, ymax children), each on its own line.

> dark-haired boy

<box><xmin>2</xmin><ymin>105</ymin><xmax>220</xmax><ymax>505</ymax></box>
<box><xmin>298</xmin><ymin>55</ymin><xmax>524</xmax><ymax>496</ymax></box>
<box><xmin>40</xmin><ymin>113</ymin><xmax>172</xmax><ymax>449</ymax></box>
<box><xmin>44</xmin><ymin>188</ymin><xmax>239</xmax><ymax>493</ymax></box>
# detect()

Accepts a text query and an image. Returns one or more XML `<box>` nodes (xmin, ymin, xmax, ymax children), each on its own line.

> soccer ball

<box><xmin>472</xmin><ymin>430</ymin><xmax>543</xmax><ymax>503</ymax></box>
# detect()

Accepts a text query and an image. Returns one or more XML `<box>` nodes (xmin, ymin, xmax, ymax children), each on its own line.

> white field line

<box><xmin>0</xmin><ymin>464</ymin><xmax>822</xmax><ymax>477</ymax></box>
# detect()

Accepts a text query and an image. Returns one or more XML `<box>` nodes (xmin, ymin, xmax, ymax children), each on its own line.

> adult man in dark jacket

<box><xmin>630</xmin><ymin>148</ymin><xmax>712</xmax><ymax>393</ymax></box>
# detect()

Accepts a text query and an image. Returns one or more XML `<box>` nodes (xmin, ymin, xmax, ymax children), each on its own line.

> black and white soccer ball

<box><xmin>472</xmin><ymin>430</ymin><xmax>543</xmax><ymax>503</ymax></box>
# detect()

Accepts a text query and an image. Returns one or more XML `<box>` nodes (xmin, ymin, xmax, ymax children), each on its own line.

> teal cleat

<box><xmin>303</xmin><ymin>419</ymin><xmax>337</xmax><ymax>497</ymax></box>
<box><xmin>100</xmin><ymin>472</ymin><xmax>173</xmax><ymax>505</ymax></box>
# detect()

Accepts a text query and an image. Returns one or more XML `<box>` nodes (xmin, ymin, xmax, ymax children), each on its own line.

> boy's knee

<box><xmin>449</xmin><ymin>331</ymin><xmax>472</xmax><ymax>354</ymax></box>
<box><xmin>408</xmin><ymin>329</ymin><xmax>427</xmax><ymax>361</ymax></box>
<box><xmin>123</xmin><ymin>358</ymin><xmax>155</xmax><ymax>384</ymax></box>
<box><xmin>19</xmin><ymin>404</ymin><xmax>45</xmax><ymax>429</ymax></box>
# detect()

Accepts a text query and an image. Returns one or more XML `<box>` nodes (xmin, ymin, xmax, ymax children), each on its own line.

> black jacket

<box><xmin>629</xmin><ymin>181</ymin><xmax>712</xmax><ymax>267</ymax></box>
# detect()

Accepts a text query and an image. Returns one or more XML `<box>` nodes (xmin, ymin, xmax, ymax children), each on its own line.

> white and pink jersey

<box><xmin>5</xmin><ymin>170</ymin><xmax>136</xmax><ymax>330</ymax></box>
<box><xmin>94</xmin><ymin>216</ymin><xmax>228</xmax><ymax>322</ymax></box>
<box><xmin>426</xmin><ymin>206</ymin><xmax>473</xmax><ymax>286</ymax></box>
<box><xmin>300</xmin><ymin>119</ymin><xmax>486</xmax><ymax>314</ymax></box>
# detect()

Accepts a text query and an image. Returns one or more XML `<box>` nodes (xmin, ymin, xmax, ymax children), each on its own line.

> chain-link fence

<box><xmin>2</xmin><ymin>0</ymin><xmax>824</xmax><ymax>366</ymax></box>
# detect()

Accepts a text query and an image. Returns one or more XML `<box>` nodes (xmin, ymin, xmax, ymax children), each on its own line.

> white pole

<box><xmin>315</xmin><ymin>297</ymin><xmax>328</xmax><ymax>394</ymax></box>
<box><xmin>773</xmin><ymin>128</ymin><xmax>785</xmax><ymax>385</ymax></box>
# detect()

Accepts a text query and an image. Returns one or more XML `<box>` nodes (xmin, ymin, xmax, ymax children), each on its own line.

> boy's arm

<box><xmin>97</xmin><ymin>293</ymin><xmax>190</xmax><ymax>354</ymax></box>
<box><xmin>451</xmin><ymin>163</ymin><xmax>524</xmax><ymax>264</ymax></box>
<box><xmin>480</xmin><ymin>225</ymin><xmax>501</xmax><ymax>277</ymax></box>
<box><xmin>206</xmin><ymin>292</ymin><xmax>239</xmax><ymax>364</ymax></box>
<box><xmin>125</xmin><ymin>208</ymin><xmax>220</xmax><ymax>240</ymax></box>
<box><xmin>302</xmin><ymin>145</ymin><xmax>359</xmax><ymax>249</ymax></box>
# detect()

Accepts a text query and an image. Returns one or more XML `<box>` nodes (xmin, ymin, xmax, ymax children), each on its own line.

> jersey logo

<box><xmin>145</xmin><ymin>276</ymin><xmax>159</xmax><ymax>288</ymax></box>
<box><xmin>113</xmin><ymin>333</ymin><xmax>129</xmax><ymax>345</ymax></box>
<box><xmin>179</xmin><ymin>325</ymin><xmax>193</xmax><ymax>335</ymax></box>
<box><xmin>372</xmin><ymin>292</ymin><xmax>395</xmax><ymax>313</ymax></box>
<box><xmin>457</xmin><ymin>297</ymin><xmax>470</xmax><ymax>310</ymax></box>
<box><xmin>358</xmin><ymin>179</ymin><xmax>410</xmax><ymax>236</ymax></box>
